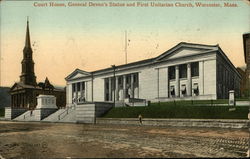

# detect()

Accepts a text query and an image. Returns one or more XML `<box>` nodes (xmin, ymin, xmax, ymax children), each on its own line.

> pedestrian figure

<box><xmin>138</xmin><ymin>114</ymin><xmax>142</xmax><ymax>125</ymax></box>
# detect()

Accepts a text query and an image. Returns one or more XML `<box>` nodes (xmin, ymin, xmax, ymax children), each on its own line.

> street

<box><xmin>0</xmin><ymin>121</ymin><xmax>248</xmax><ymax>158</ymax></box>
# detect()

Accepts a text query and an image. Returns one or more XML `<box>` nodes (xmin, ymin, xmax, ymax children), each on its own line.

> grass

<box><xmin>103</xmin><ymin>101</ymin><xmax>249</xmax><ymax>119</ymax></box>
<box><xmin>0</xmin><ymin>108</ymin><xmax>4</xmax><ymax>117</ymax></box>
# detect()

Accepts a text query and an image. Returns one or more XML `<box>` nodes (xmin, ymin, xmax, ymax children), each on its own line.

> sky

<box><xmin>0</xmin><ymin>0</ymin><xmax>249</xmax><ymax>87</ymax></box>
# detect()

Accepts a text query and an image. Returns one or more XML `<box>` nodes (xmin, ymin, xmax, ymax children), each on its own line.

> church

<box><xmin>10</xmin><ymin>20</ymin><xmax>66</xmax><ymax>109</ymax></box>
<box><xmin>65</xmin><ymin>42</ymin><xmax>241</xmax><ymax>107</ymax></box>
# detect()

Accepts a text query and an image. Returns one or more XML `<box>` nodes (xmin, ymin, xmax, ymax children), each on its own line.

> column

<box><xmin>85</xmin><ymin>82</ymin><xmax>87</xmax><ymax>101</ymax></box>
<box><xmin>21</xmin><ymin>94</ymin><xmax>24</xmax><ymax>107</ymax></box>
<box><xmin>13</xmin><ymin>95</ymin><xmax>15</xmax><ymax>107</ymax></box>
<box><xmin>71</xmin><ymin>84</ymin><xmax>74</xmax><ymax>104</ymax></box>
<box><xmin>115</xmin><ymin>77</ymin><xmax>119</xmax><ymax>101</ymax></box>
<box><xmin>11</xmin><ymin>95</ymin><xmax>13</xmax><ymax>107</ymax></box>
<box><xmin>15</xmin><ymin>95</ymin><xmax>17</xmax><ymax>108</ymax></box>
<box><xmin>80</xmin><ymin>82</ymin><xmax>83</xmax><ymax>100</ymax></box>
<box><xmin>199</xmin><ymin>61</ymin><xmax>204</xmax><ymax>95</ymax></box>
<box><xmin>175</xmin><ymin>65</ymin><xmax>180</xmax><ymax>97</ymax></box>
<box><xmin>27</xmin><ymin>96</ymin><xmax>30</xmax><ymax>108</ymax></box>
<box><xmin>24</xmin><ymin>93</ymin><xmax>27</xmax><ymax>108</ymax></box>
<box><xmin>131</xmin><ymin>74</ymin><xmax>134</xmax><ymax>98</ymax></box>
<box><xmin>136</xmin><ymin>73</ymin><xmax>139</xmax><ymax>98</ymax></box>
<box><xmin>123</xmin><ymin>75</ymin><xmax>126</xmax><ymax>100</ymax></box>
<box><xmin>75</xmin><ymin>83</ymin><xmax>78</xmax><ymax>103</ymax></box>
<box><xmin>187</xmin><ymin>63</ymin><xmax>192</xmax><ymax>96</ymax></box>
<box><xmin>67</xmin><ymin>84</ymin><xmax>72</xmax><ymax>105</ymax></box>
<box><xmin>109</xmin><ymin>78</ymin><xmax>112</xmax><ymax>101</ymax></box>
<box><xmin>17</xmin><ymin>94</ymin><xmax>19</xmax><ymax>108</ymax></box>
<box><xmin>166</xmin><ymin>67</ymin><xmax>169</xmax><ymax>98</ymax></box>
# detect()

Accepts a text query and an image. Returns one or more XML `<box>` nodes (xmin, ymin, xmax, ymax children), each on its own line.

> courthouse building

<box><xmin>65</xmin><ymin>42</ymin><xmax>241</xmax><ymax>106</ymax></box>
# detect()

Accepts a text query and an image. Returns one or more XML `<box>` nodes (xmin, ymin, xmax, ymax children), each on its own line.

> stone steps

<box><xmin>57</xmin><ymin>109</ymin><xmax>76</xmax><ymax>123</ymax></box>
<box><xmin>13</xmin><ymin>110</ymin><xmax>36</xmax><ymax>121</ymax></box>
<box><xmin>42</xmin><ymin>109</ymin><xmax>65</xmax><ymax>122</ymax></box>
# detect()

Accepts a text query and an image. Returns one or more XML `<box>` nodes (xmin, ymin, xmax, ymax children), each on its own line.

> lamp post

<box><xmin>111</xmin><ymin>65</ymin><xmax>116</xmax><ymax>107</ymax></box>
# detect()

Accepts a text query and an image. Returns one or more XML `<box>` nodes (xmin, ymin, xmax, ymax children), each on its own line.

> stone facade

<box><xmin>65</xmin><ymin>42</ymin><xmax>241</xmax><ymax>106</ymax></box>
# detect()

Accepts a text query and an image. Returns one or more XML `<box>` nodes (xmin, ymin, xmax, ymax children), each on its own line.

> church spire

<box><xmin>25</xmin><ymin>17</ymin><xmax>31</xmax><ymax>48</ymax></box>
<box><xmin>20</xmin><ymin>17</ymin><xmax>37</xmax><ymax>86</ymax></box>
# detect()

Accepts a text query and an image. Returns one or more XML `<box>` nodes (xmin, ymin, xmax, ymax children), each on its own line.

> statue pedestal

<box><xmin>34</xmin><ymin>95</ymin><xmax>58</xmax><ymax>120</ymax></box>
<box><xmin>229</xmin><ymin>90</ymin><xmax>235</xmax><ymax>106</ymax></box>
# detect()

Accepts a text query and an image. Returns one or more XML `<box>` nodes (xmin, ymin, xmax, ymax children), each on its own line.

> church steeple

<box><xmin>25</xmin><ymin>17</ymin><xmax>31</xmax><ymax>48</ymax></box>
<box><xmin>20</xmin><ymin>18</ymin><xmax>37</xmax><ymax>86</ymax></box>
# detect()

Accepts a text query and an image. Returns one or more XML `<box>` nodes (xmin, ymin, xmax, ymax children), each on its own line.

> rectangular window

<box><xmin>193</xmin><ymin>83</ymin><xmax>199</xmax><ymax>95</ymax></box>
<box><xmin>106</xmin><ymin>81</ymin><xmax>109</xmax><ymax>90</ymax></box>
<box><xmin>72</xmin><ymin>83</ymin><xmax>75</xmax><ymax>92</ymax></box>
<box><xmin>77</xmin><ymin>82</ymin><xmax>81</xmax><ymax>91</ymax></box>
<box><xmin>179</xmin><ymin>64</ymin><xmax>187</xmax><ymax>78</ymax></box>
<box><xmin>181</xmin><ymin>84</ymin><xmax>186</xmax><ymax>95</ymax></box>
<box><xmin>81</xmin><ymin>82</ymin><xmax>85</xmax><ymax>90</ymax></box>
<box><xmin>169</xmin><ymin>66</ymin><xmax>176</xmax><ymax>80</ymax></box>
<box><xmin>170</xmin><ymin>86</ymin><xmax>175</xmax><ymax>96</ymax></box>
<box><xmin>133</xmin><ymin>74</ymin><xmax>137</xmax><ymax>83</ymax></box>
<box><xmin>191</xmin><ymin>62</ymin><xmax>199</xmax><ymax>77</ymax></box>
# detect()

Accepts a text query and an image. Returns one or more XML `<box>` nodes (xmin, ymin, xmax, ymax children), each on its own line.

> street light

<box><xmin>111</xmin><ymin>65</ymin><xmax>116</xmax><ymax>107</ymax></box>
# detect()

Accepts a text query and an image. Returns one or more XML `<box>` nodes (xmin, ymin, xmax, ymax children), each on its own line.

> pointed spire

<box><xmin>25</xmin><ymin>16</ymin><xmax>31</xmax><ymax>48</ymax></box>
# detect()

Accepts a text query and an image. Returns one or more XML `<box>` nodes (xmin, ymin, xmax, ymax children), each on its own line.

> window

<box><xmin>77</xmin><ymin>82</ymin><xmax>81</xmax><ymax>91</ymax></box>
<box><xmin>72</xmin><ymin>83</ymin><xmax>75</xmax><ymax>92</ymax></box>
<box><xmin>179</xmin><ymin>64</ymin><xmax>187</xmax><ymax>78</ymax></box>
<box><xmin>181</xmin><ymin>85</ymin><xmax>186</xmax><ymax>95</ymax></box>
<box><xmin>81</xmin><ymin>82</ymin><xmax>85</xmax><ymax>90</ymax></box>
<box><xmin>170</xmin><ymin>86</ymin><xmax>175</xmax><ymax>96</ymax></box>
<box><xmin>169</xmin><ymin>66</ymin><xmax>176</xmax><ymax>80</ymax></box>
<box><xmin>133</xmin><ymin>74</ymin><xmax>137</xmax><ymax>83</ymax></box>
<box><xmin>191</xmin><ymin>62</ymin><xmax>199</xmax><ymax>77</ymax></box>
<box><xmin>193</xmin><ymin>83</ymin><xmax>199</xmax><ymax>95</ymax></box>
<box><xmin>105</xmin><ymin>80</ymin><xmax>109</xmax><ymax>90</ymax></box>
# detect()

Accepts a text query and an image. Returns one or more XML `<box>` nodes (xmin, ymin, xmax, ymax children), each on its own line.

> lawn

<box><xmin>103</xmin><ymin>101</ymin><xmax>249</xmax><ymax>119</ymax></box>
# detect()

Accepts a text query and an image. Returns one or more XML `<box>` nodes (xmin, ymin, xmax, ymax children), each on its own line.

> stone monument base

<box><xmin>34</xmin><ymin>108</ymin><xmax>58</xmax><ymax>120</ymax></box>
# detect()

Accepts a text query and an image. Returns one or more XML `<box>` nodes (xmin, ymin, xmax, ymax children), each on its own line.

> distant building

<box><xmin>65</xmin><ymin>42</ymin><xmax>241</xmax><ymax>106</ymax></box>
<box><xmin>9</xmin><ymin>20</ymin><xmax>66</xmax><ymax>109</ymax></box>
<box><xmin>243</xmin><ymin>33</ymin><xmax>250</xmax><ymax>91</ymax></box>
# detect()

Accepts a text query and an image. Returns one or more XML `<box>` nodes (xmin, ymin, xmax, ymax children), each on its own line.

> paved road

<box><xmin>0</xmin><ymin>121</ymin><xmax>249</xmax><ymax>158</ymax></box>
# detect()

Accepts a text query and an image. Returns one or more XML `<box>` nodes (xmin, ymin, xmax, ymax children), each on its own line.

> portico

<box><xmin>104</xmin><ymin>73</ymin><xmax>139</xmax><ymax>102</ymax></box>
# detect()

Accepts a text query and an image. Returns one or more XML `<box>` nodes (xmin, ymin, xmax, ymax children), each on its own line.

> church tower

<box><xmin>20</xmin><ymin>18</ymin><xmax>37</xmax><ymax>86</ymax></box>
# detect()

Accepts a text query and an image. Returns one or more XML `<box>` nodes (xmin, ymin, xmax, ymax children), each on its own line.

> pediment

<box><xmin>10</xmin><ymin>83</ymin><xmax>23</xmax><ymax>91</ymax></box>
<box><xmin>161</xmin><ymin>48</ymin><xmax>207</xmax><ymax>60</ymax></box>
<box><xmin>65</xmin><ymin>69</ymin><xmax>91</xmax><ymax>81</ymax></box>
<box><xmin>155</xmin><ymin>42</ymin><xmax>218</xmax><ymax>62</ymax></box>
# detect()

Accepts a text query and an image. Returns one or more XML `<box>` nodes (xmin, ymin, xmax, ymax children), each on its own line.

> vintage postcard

<box><xmin>0</xmin><ymin>0</ymin><xmax>249</xmax><ymax>158</ymax></box>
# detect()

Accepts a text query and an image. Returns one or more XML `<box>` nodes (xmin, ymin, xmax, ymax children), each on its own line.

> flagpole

<box><xmin>125</xmin><ymin>30</ymin><xmax>127</xmax><ymax>64</ymax></box>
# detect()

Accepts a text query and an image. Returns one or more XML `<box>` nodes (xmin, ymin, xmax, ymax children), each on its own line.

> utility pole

<box><xmin>125</xmin><ymin>30</ymin><xmax>127</xmax><ymax>64</ymax></box>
